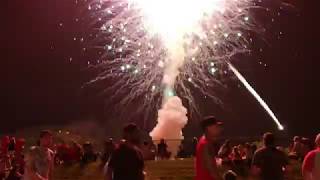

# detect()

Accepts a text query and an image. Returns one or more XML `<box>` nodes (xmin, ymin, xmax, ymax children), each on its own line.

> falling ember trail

<box><xmin>227</xmin><ymin>62</ymin><xmax>284</xmax><ymax>130</ymax></box>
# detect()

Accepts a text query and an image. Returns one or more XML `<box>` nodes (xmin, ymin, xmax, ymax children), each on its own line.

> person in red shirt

<box><xmin>302</xmin><ymin>133</ymin><xmax>320</xmax><ymax>180</ymax></box>
<box><xmin>195</xmin><ymin>116</ymin><xmax>223</xmax><ymax>180</ymax></box>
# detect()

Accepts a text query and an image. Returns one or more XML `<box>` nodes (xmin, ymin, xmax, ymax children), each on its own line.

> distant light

<box><xmin>151</xmin><ymin>85</ymin><xmax>156</xmax><ymax>91</ymax></box>
<box><xmin>244</xmin><ymin>17</ymin><xmax>249</xmax><ymax>21</ymax></box>
<box><xmin>188</xmin><ymin>77</ymin><xmax>192</xmax><ymax>82</ymax></box>
<box><xmin>126</xmin><ymin>64</ymin><xmax>131</xmax><ymax>69</ymax></box>
<box><xmin>237</xmin><ymin>33</ymin><xmax>242</xmax><ymax>37</ymax></box>
<box><xmin>210</xmin><ymin>62</ymin><xmax>215</xmax><ymax>66</ymax></box>
<box><xmin>210</xmin><ymin>67</ymin><xmax>217</xmax><ymax>74</ymax></box>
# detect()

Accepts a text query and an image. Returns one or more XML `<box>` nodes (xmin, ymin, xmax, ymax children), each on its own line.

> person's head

<box><xmin>315</xmin><ymin>133</ymin><xmax>320</xmax><ymax>148</ymax></box>
<box><xmin>223</xmin><ymin>139</ymin><xmax>231</xmax><ymax>147</ymax></box>
<box><xmin>143</xmin><ymin>141</ymin><xmax>149</xmax><ymax>146</ymax></box>
<box><xmin>160</xmin><ymin>138</ymin><xmax>165</xmax><ymax>144</ymax></box>
<box><xmin>263</xmin><ymin>132</ymin><xmax>275</xmax><ymax>147</ymax></box>
<box><xmin>39</xmin><ymin>130</ymin><xmax>53</xmax><ymax>148</ymax></box>
<box><xmin>237</xmin><ymin>144</ymin><xmax>244</xmax><ymax>151</ymax></box>
<box><xmin>201</xmin><ymin>116</ymin><xmax>223</xmax><ymax>140</ymax></box>
<box><xmin>251</xmin><ymin>144</ymin><xmax>257</xmax><ymax>153</ymax></box>
<box><xmin>293</xmin><ymin>136</ymin><xmax>301</xmax><ymax>143</ymax></box>
<box><xmin>123</xmin><ymin>123</ymin><xmax>141</xmax><ymax>145</ymax></box>
<box><xmin>224</xmin><ymin>170</ymin><xmax>237</xmax><ymax>180</ymax></box>
<box><xmin>9</xmin><ymin>137</ymin><xmax>16</xmax><ymax>143</ymax></box>
<box><xmin>105</xmin><ymin>137</ymin><xmax>114</xmax><ymax>145</ymax></box>
<box><xmin>232</xmin><ymin>146</ymin><xmax>240</xmax><ymax>155</ymax></box>
<box><xmin>244</xmin><ymin>143</ymin><xmax>251</xmax><ymax>149</ymax></box>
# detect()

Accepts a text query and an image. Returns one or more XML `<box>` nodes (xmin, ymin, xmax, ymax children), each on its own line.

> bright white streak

<box><xmin>228</xmin><ymin>62</ymin><xmax>284</xmax><ymax>130</ymax></box>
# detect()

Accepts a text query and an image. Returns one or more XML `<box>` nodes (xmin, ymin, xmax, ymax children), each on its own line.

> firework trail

<box><xmin>227</xmin><ymin>62</ymin><xmax>284</xmax><ymax>130</ymax></box>
<box><xmin>84</xmin><ymin>0</ymin><xmax>284</xmax><ymax>147</ymax></box>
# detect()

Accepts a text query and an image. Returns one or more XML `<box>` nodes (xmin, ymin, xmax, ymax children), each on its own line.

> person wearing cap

<box><xmin>24</xmin><ymin>130</ymin><xmax>55</xmax><ymax>180</ymax></box>
<box><xmin>105</xmin><ymin>123</ymin><xmax>144</xmax><ymax>180</ymax></box>
<box><xmin>252</xmin><ymin>132</ymin><xmax>289</xmax><ymax>180</ymax></box>
<box><xmin>195</xmin><ymin>116</ymin><xmax>223</xmax><ymax>180</ymax></box>
<box><xmin>302</xmin><ymin>133</ymin><xmax>320</xmax><ymax>180</ymax></box>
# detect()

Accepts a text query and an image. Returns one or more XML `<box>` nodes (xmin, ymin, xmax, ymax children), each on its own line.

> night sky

<box><xmin>3</xmin><ymin>0</ymin><xmax>318</xmax><ymax>138</ymax></box>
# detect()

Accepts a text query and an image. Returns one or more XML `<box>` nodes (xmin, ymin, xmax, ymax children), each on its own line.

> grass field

<box><xmin>54</xmin><ymin>158</ymin><xmax>303</xmax><ymax>180</ymax></box>
<box><xmin>54</xmin><ymin>159</ymin><xmax>194</xmax><ymax>180</ymax></box>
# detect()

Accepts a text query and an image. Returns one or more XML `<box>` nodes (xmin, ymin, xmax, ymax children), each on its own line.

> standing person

<box><xmin>105</xmin><ymin>123</ymin><xmax>144</xmax><ymax>180</ymax></box>
<box><xmin>252</xmin><ymin>132</ymin><xmax>289</xmax><ymax>180</ymax></box>
<box><xmin>7</xmin><ymin>138</ymin><xmax>25</xmax><ymax>180</ymax></box>
<box><xmin>157</xmin><ymin>139</ymin><xmax>169</xmax><ymax>159</ymax></box>
<box><xmin>0</xmin><ymin>136</ymin><xmax>12</xmax><ymax>179</ymax></box>
<box><xmin>302</xmin><ymin>133</ymin><xmax>320</xmax><ymax>180</ymax></box>
<box><xmin>243</xmin><ymin>143</ymin><xmax>254</xmax><ymax>168</ymax></box>
<box><xmin>195</xmin><ymin>116</ymin><xmax>223</xmax><ymax>180</ymax></box>
<box><xmin>23</xmin><ymin>130</ymin><xmax>55</xmax><ymax>180</ymax></box>
<box><xmin>101</xmin><ymin>138</ymin><xmax>115</xmax><ymax>166</ymax></box>
<box><xmin>191</xmin><ymin>137</ymin><xmax>198</xmax><ymax>157</ymax></box>
<box><xmin>218</xmin><ymin>140</ymin><xmax>232</xmax><ymax>166</ymax></box>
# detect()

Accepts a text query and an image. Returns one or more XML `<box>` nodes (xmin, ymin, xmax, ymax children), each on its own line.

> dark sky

<box><xmin>2</xmin><ymin>0</ymin><xmax>318</xmax><ymax>137</ymax></box>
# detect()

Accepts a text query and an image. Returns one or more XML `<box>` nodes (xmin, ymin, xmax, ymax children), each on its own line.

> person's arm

<box><xmin>282</xmin><ymin>152</ymin><xmax>291</xmax><ymax>176</ymax></box>
<box><xmin>202</xmin><ymin>144</ymin><xmax>222</xmax><ymax>180</ymax></box>
<box><xmin>104</xmin><ymin>166</ymin><xmax>113</xmax><ymax>180</ymax></box>
<box><xmin>104</xmin><ymin>149</ymin><xmax>118</xmax><ymax>180</ymax></box>
<box><xmin>251</xmin><ymin>151</ymin><xmax>262</xmax><ymax>176</ymax></box>
<box><xmin>25</xmin><ymin>159</ymin><xmax>49</xmax><ymax>180</ymax></box>
<box><xmin>24</xmin><ymin>153</ymin><xmax>48</xmax><ymax>180</ymax></box>
<box><xmin>49</xmin><ymin>151</ymin><xmax>55</xmax><ymax>180</ymax></box>
<box><xmin>302</xmin><ymin>152</ymin><xmax>315</xmax><ymax>180</ymax></box>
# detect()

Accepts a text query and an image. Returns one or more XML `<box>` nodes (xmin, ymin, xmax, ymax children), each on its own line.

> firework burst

<box><xmin>82</xmin><ymin>0</ymin><xmax>283</xmax><ymax>130</ymax></box>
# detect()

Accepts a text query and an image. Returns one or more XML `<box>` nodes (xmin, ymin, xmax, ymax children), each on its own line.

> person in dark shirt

<box><xmin>105</xmin><ymin>123</ymin><xmax>144</xmax><ymax>180</ymax></box>
<box><xmin>101</xmin><ymin>138</ymin><xmax>115</xmax><ymax>166</ymax></box>
<box><xmin>252</xmin><ymin>132</ymin><xmax>289</xmax><ymax>180</ymax></box>
<box><xmin>157</xmin><ymin>139</ymin><xmax>169</xmax><ymax>159</ymax></box>
<box><xmin>81</xmin><ymin>142</ymin><xmax>97</xmax><ymax>164</ymax></box>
